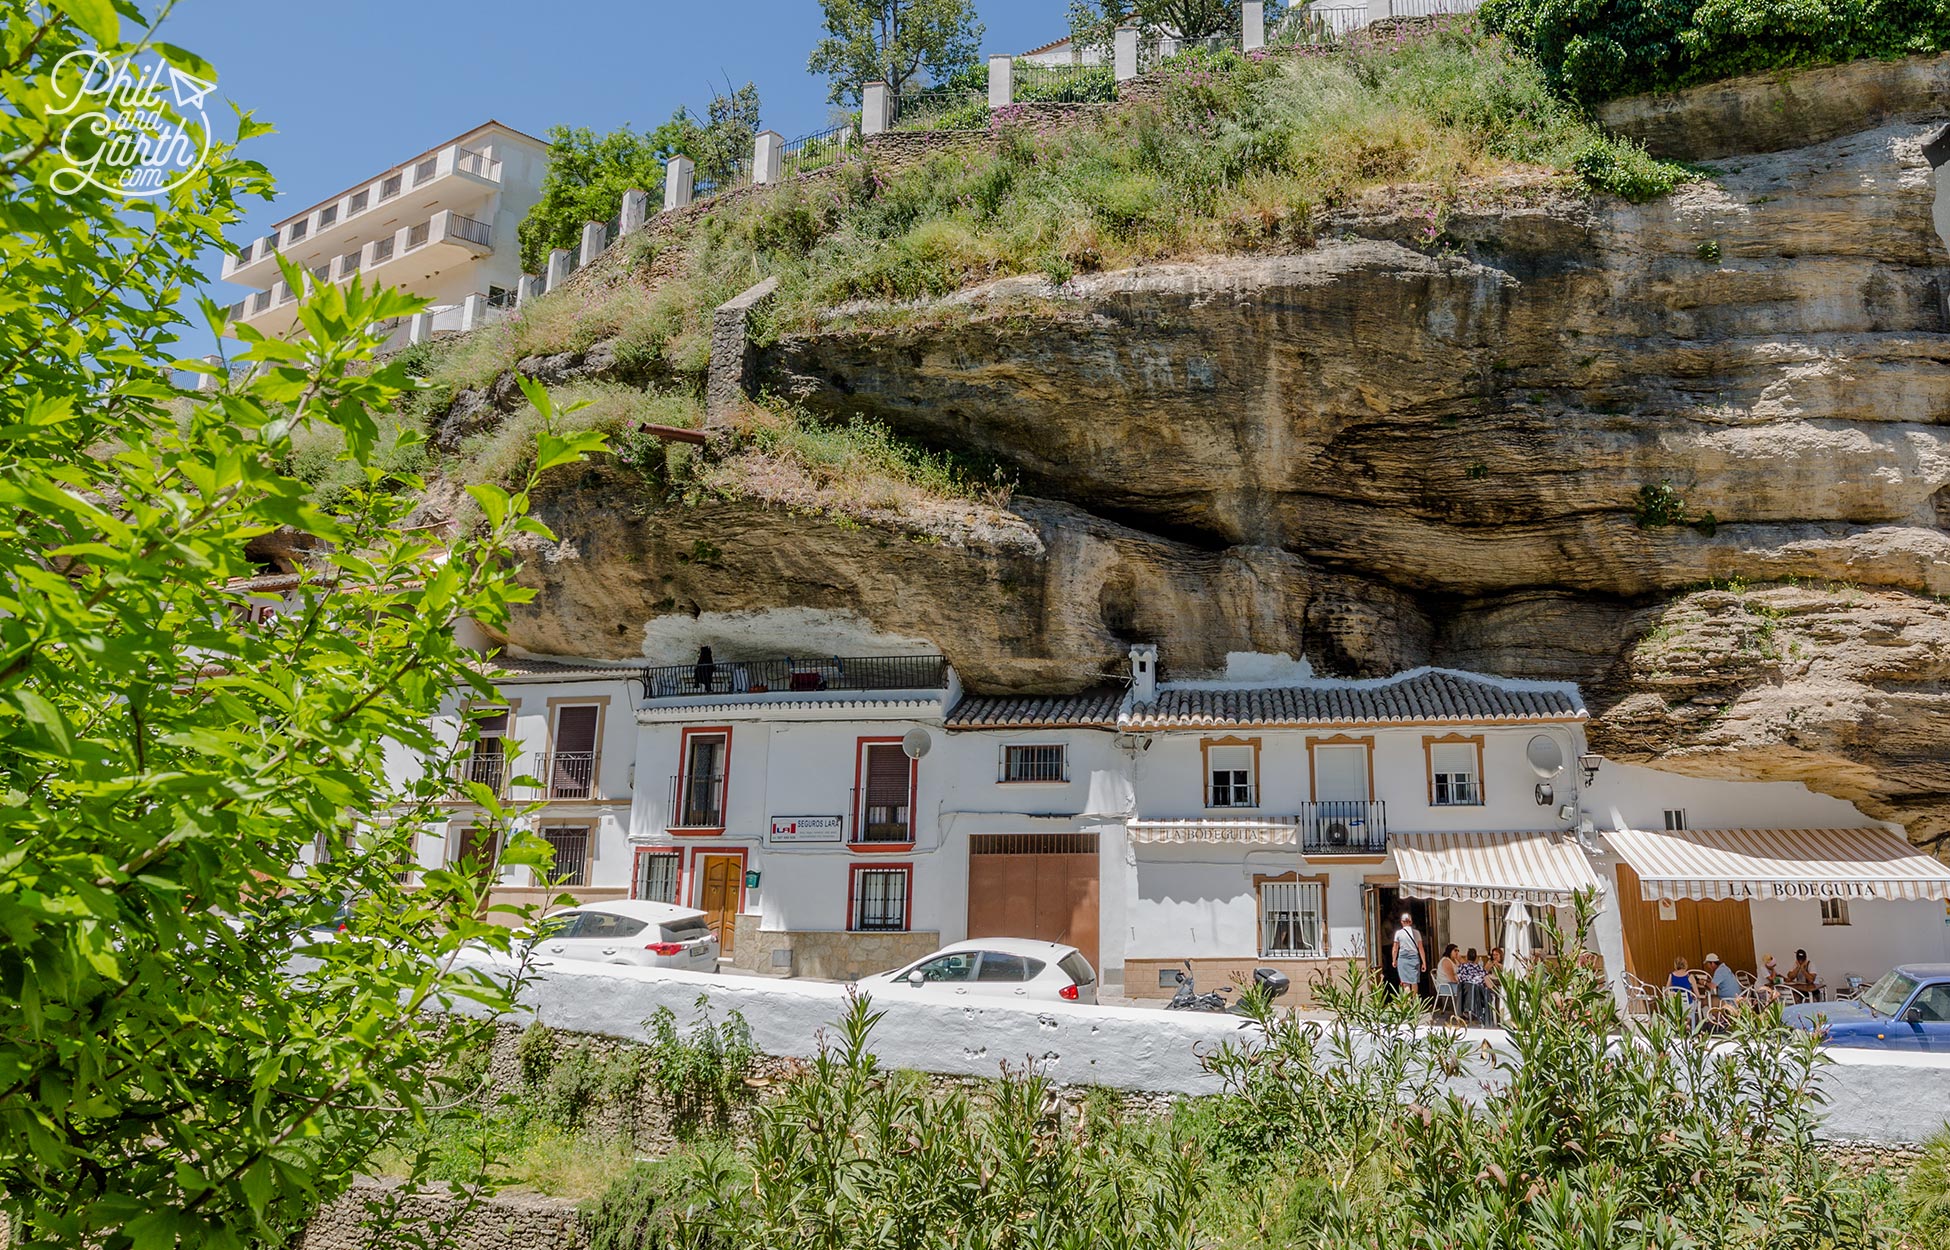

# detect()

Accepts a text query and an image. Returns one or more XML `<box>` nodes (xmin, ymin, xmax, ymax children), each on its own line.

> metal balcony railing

<box><xmin>642</xmin><ymin>653</ymin><xmax>948</xmax><ymax>700</ymax></box>
<box><xmin>371</xmin><ymin>237</ymin><xmax>394</xmax><ymax>265</ymax></box>
<box><xmin>450</xmin><ymin>751</ymin><xmax>507</xmax><ymax>798</ymax></box>
<box><xmin>454</xmin><ymin>145</ymin><xmax>501</xmax><ymax>180</ymax></box>
<box><xmin>1300</xmin><ymin>800</ymin><xmax>1387</xmax><ymax>854</ymax></box>
<box><xmin>448</xmin><ymin>213</ymin><xmax>491</xmax><ymax>247</ymax></box>
<box><xmin>542</xmin><ymin>750</ymin><xmax>595</xmax><ymax>800</ymax></box>
<box><xmin>851</xmin><ymin>789</ymin><xmax>913</xmax><ymax>843</ymax></box>
<box><xmin>380</xmin><ymin>172</ymin><xmax>402</xmax><ymax>201</ymax></box>
<box><xmin>668</xmin><ymin>774</ymin><xmax>725</xmax><ymax>829</ymax></box>
<box><xmin>413</xmin><ymin>156</ymin><xmax>438</xmax><ymax>186</ymax></box>
<box><xmin>406</xmin><ymin>221</ymin><xmax>430</xmax><ymax>251</ymax></box>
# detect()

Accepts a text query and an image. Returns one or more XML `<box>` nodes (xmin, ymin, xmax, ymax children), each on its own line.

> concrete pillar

<box><xmin>988</xmin><ymin>54</ymin><xmax>1012</xmax><ymax>108</ymax></box>
<box><xmin>546</xmin><ymin>247</ymin><xmax>572</xmax><ymax>292</ymax></box>
<box><xmin>862</xmin><ymin>81</ymin><xmax>892</xmax><ymax>136</ymax></box>
<box><xmin>707</xmin><ymin>276</ymin><xmax>779</xmax><ymax>426</ymax></box>
<box><xmin>461</xmin><ymin>291</ymin><xmax>487</xmax><ymax>332</ymax></box>
<box><xmin>619</xmin><ymin>187</ymin><xmax>649</xmax><ymax>236</ymax></box>
<box><xmin>752</xmin><ymin>130</ymin><xmax>784</xmax><ymax>186</ymax></box>
<box><xmin>517</xmin><ymin>274</ymin><xmax>544</xmax><ymax>307</ymax></box>
<box><xmin>197</xmin><ymin>354</ymin><xmax>222</xmax><ymax>393</ymax></box>
<box><xmin>1366</xmin><ymin>0</ymin><xmax>1391</xmax><ymax>26</ymax></box>
<box><xmin>579</xmin><ymin>220</ymin><xmax>606</xmax><ymax>267</ymax></box>
<box><xmin>1243</xmin><ymin>0</ymin><xmax>1265</xmax><ymax>50</ymax></box>
<box><xmin>663</xmin><ymin>155</ymin><xmax>694</xmax><ymax>211</ymax></box>
<box><xmin>407</xmin><ymin>312</ymin><xmax>430</xmax><ymax>345</ymax></box>
<box><xmin>1114</xmin><ymin>26</ymin><xmax>1139</xmax><ymax>81</ymax></box>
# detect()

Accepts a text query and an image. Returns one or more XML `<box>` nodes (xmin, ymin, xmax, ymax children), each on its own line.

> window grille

<box><xmin>853</xmin><ymin>868</ymin><xmax>908</xmax><ymax>931</ymax></box>
<box><xmin>1259</xmin><ymin>880</ymin><xmax>1324</xmax><ymax>958</ymax></box>
<box><xmin>541</xmin><ymin>826</ymin><xmax>590</xmax><ymax>887</ymax></box>
<box><xmin>1002</xmin><ymin>744</ymin><xmax>1066</xmax><ymax>783</ymax></box>
<box><xmin>636</xmin><ymin>851</ymin><xmax>681</xmax><ymax>903</ymax></box>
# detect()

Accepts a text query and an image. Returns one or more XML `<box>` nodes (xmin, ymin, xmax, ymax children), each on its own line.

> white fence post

<box><xmin>546</xmin><ymin>247</ymin><xmax>573</xmax><ymax>292</ymax></box>
<box><xmin>1114</xmin><ymin>25</ymin><xmax>1139</xmax><ymax>80</ymax></box>
<box><xmin>461</xmin><ymin>292</ymin><xmax>487</xmax><ymax>332</ymax></box>
<box><xmin>579</xmin><ymin>220</ymin><xmax>606</xmax><ymax>266</ymax></box>
<box><xmin>1366</xmin><ymin>0</ymin><xmax>1392</xmax><ymax>27</ymax></box>
<box><xmin>663</xmin><ymin>155</ymin><xmax>694</xmax><ymax>211</ymax></box>
<box><xmin>197</xmin><ymin>354</ymin><xmax>222</xmax><ymax>393</ymax></box>
<box><xmin>862</xmin><ymin>81</ymin><xmax>891</xmax><ymax>135</ymax></box>
<box><xmin>753</xmin><ymin>130</ymin><xmax>784</xmax><ymax>185</ymax></box>
<box><xmin>407</xmin><ymin>311</ymin><xmax>430</xmax><ymax>346</ymax></box>
<box><xmin>517</xmin><ymin>274</ymin><xmax>544</xmax><ymax>307</ymax></box>
<box><xmin>620</xmin><ymin>187</ymin><xmax>649</xmax><ymax>236</ymax></box>
<box><xmin>988</xmin><ymin>54</ymin><xmax>1012</xmax><ymax>108</ymax></box>
<box><xmin>1243</xmin><ymin>0</ymin><xmax>1265</xmax><ymax>50</ymax></box>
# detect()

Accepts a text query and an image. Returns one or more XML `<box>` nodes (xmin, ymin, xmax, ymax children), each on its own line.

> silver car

<box><xmin>529</xmin><ymin>900</ymin><xmax>721</xmax><ymax>970</ymax></box>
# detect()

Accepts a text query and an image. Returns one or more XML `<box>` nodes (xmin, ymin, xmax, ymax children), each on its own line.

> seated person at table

<box><xmin>1667</xmin><ymin>956</ymin><xmax>1695</xmax><ymax>1003</ymax></box>
<box><xmin>1783</xmin><ymin>949</ymin><xmax>1820</xmax><ymax>995</ymax></box>
<box><xmin>1703</xmin><ymin>953</ymin><xmax>1741</xmax><ymax>1002</ymax></box>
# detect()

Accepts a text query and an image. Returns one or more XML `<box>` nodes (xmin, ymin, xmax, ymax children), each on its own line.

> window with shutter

<box><xmin>550</xmin><ymin>705</ymin><xmax>599</xmax><ymax>799</ymax></box>
<box><xmin>860</xmin><ymin>744</ymin><xmax>912</xmax><ymax>842</ymax></box>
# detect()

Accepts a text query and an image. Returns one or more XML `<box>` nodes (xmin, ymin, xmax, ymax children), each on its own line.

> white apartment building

<box><xmin>220</xmin><ymin>120</ymin><xmax>549</xmax><ymax>341</ymax></box>
<box><xmin>402</xmin><ymin>638</ymin><xmax>1950</xmax><ymax>1001</ymax></box>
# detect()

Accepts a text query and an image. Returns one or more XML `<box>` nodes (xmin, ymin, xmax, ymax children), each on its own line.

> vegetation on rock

<box><xmin>1484</xmin><ymin>0</ymin><xmax>1950</xmax><ymax>104</ymax></box>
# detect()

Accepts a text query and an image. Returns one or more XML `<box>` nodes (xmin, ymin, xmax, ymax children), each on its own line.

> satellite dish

<box><xmin>901</xmin><ymin>728</ymin><xmax>932</xmax><ymax>760</ymax></box>
<box><xmin>1525</xmin><ymin>735</ymin><xmax>1566</xmax><ymax>780</ymax></box>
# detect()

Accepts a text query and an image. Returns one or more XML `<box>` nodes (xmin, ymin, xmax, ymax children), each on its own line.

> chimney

<box><xmin>1128</xmin><ymin>643</ymin><xmax>1158</xmax><ymax>705</ymax></box>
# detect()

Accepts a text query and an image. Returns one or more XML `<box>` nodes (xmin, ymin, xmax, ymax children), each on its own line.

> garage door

<box><xmin>967</xmin><ymin>834</ymin><xmax>1099</xmax><ymax>970</ymax></box>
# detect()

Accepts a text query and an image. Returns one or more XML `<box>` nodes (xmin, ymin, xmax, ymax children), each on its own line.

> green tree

<box><xmin>0</xmin><ymin>4</ymin><xmax>604</xmax><ymax>1246</ymax></box>
<box><xmin>1067</xmin><ymin>0</ymin><xmax>1279</xmax><ymax>57</ymax></box>
<box><xmin>517</xmin><ymin>123</ymin><xmax>678</xmax><ymax>272</ymax></box>
<box><xmin>807</xmin><ymin>0</ymin><xmax>985</xmax><ymax>105</ymax></box>
<box><xmin>517</xmin><ymin>84</ymin><xmax>759</xmax><ymax>270</ymax></box>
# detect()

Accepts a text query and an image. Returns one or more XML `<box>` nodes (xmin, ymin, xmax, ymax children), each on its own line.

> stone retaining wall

<box><xmin>298</xmin><ymin>1178</ymin><xmax>584</xmax><ymax>1250</ymax></box>
<box><xmin>727</xmin><ymin>915</ymin><xmax>940</xmax><ymax>979</ymax></box>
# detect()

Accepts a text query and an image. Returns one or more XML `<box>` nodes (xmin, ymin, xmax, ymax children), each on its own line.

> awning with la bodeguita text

<box><xmin>1126</xmin><ymin>818</ymin><xmax>1297</xmax><ymax>846</ymax></box>
<box><xmin>1604</xmin><ymin>826</ymin><xmax>1950</xmax><ymax>902</ymax></box>
<box><xmin>1392</xmin><ymin>831</ymin><xmax>1605</xmax><ymax>907</ymax></box>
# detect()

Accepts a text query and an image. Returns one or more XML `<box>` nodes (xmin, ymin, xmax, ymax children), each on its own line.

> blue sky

<box><xmin>161</xmin><ymin>0</ymin><xmax>1065</xmax><ymax>354</ymax></box>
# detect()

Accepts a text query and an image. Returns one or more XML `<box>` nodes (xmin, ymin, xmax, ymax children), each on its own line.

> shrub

<box><xmin>1573</xmin><ymin>136</ymin><xmax>1689</xmax><ymax>201</ymax></box>
<box><xmin>643</xmin><ymin>995</ymin><xmax>758</xmax><ymax>1140</ymax></box>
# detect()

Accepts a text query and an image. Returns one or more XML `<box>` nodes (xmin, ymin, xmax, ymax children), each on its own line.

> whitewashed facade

<box><xmin>380</xmin><ymin>633</ymin><xmax>1949</xmax><ymax>999</ymax></box>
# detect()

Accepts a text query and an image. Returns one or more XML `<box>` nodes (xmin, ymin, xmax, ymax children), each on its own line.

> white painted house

<box><xmin>219</xmin><ymin>120</ymin><xmax>550</xmax><ymax>342</ymax></box>
<box><xmin>375</xmin><ymin>630</ymin><xmax>1950</xmax><ymax>1000</ymax></box>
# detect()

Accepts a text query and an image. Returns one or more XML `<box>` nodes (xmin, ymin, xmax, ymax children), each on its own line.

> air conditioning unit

<box><xmin>1325</xmin><ymin>821</ymin><xmax>1350</xmax><ymax>846</ymax></box>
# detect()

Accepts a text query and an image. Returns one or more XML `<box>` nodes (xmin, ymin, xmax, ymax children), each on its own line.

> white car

<box><xmin>528</xmin><ymin>900</ymin><xmax>721</xmax><ymax>970</ymax></box>
<box><xmin>857</xmin><ymin>938</ymin><xmax>1098</xmax><ymax>1005</ymax></box>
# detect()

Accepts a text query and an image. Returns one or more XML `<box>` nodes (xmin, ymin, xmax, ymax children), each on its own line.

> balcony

<box><xmin>226</xmin><ymin>210</ymin><xmax>496</xmax><ymax>338</ymax></box>
<box><xmin>1300</xmin><ymin>800</ymin><xmax>1387</xmax><ymax>854</ymax></box>
<box><xmin>643</xmin><ymin>653</ymin><xmax>948</xmax><ymax>701</ymax></box>
<box><xmin>541</xmin><ymin>750</ymin><xmax>596</xmax><ymax>800</ymax></box>
<box><xmin>668</xmin><ymin>774</ymin><xmax>725</xmax><ymax>830</ymax></box>
<box><xmin>449</xmin><ymin>751</ymin><xmax>507</xmax><ymax>799</ymax></box>
<box><xmin>850</xmin><ymin>789</ymin><xmax>914</xmax><ymax>844</ymax></box>
<box><xmin>220</xmin><ymin>141</ymin><xmax>503</xmax><ymax>287</ymax></box>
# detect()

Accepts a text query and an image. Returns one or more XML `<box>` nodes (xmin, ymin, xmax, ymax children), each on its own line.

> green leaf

<box><xmin>57</xmin><ymin>0</ymin><xmax>119</xmax><ymax>46</ymax></box>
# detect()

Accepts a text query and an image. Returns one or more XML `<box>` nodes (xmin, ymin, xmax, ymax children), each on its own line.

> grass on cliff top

<box><xmin>440</xmin><ymin>382</ymin><xmax>1013</xmax><ymax>532</ymax></box>
<box><xmin>412</xmin><ymin>19</ymin><xmax>1684</xmax><ymax>404</ymax></box>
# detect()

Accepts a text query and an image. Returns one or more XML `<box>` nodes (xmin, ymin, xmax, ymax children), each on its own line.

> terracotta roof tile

<box><xmin>947</xmin><ymin>688</ymin><xmax>1125</xmax><ymax>729</ymax></box>
<box><xmin>1120</xmin><ymin>670</ymin><xmax>1583</xmax><ymax>730</ymax></box>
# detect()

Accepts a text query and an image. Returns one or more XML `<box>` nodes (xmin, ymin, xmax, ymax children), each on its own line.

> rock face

<box><xmin>491</xmin><ymin>56</ymin><xmax>1950</xmax><ymax>846</ymax></box>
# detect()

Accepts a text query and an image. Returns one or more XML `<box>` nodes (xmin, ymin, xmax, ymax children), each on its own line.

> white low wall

<box><xmin>455</xmin><ymin>958</ymin><xmax>1950</xmax><ymax>1144</ymax></box>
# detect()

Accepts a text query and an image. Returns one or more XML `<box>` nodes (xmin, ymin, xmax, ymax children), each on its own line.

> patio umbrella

<box><xmin>1502</xmin><ymin>902</ymin><xmax>1532</xmax><ymax>978</ymax></box>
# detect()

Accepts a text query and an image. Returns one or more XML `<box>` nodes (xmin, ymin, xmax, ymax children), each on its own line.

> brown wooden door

<box><xmin>967</xmin><ymin>835</ymin><xmax>1099</xmax><ymax>970</ymax></box>
<box><xmin>1616</xmin><ymin>863</ymin><xmax>1756</xmax><ymax>980</ymax></box>
<box><xmin>697</xmin><ymin>855</ymin><xmax>740</xmax><ymax>953</ymax></box>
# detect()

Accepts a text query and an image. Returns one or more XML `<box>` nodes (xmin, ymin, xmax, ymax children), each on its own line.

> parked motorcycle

<box><xmin>1164</xmin><ymin>962</ymin><xmax>1293</xmax><ymax>1013</ymax></box>
<box><xmin>1164</xmin><ymin>961</ymin><xmax>1232</xmax><ymax>1012</ymax></box>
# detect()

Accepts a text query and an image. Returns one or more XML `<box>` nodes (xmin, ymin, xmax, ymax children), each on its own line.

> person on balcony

<box><xmin>692</xmin><ymin>645</ymin><xmax>715</xmax><ymax>692</ymax></box>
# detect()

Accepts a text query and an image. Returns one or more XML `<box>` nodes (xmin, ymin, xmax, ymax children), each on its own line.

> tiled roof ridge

<box><xmin>1119</xmin><ymin>666</ymin><xmax>1585</xmax><ymax>729</ymax></box>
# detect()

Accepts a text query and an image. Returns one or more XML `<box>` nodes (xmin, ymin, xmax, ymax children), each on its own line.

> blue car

<box><xmin>1782</xmin><ymin>963</ymin><xmax>1950</xmax><ymax>1050</ymax></box>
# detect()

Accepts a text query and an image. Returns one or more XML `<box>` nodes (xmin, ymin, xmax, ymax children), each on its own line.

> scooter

<box><xmin>1164</xmin><ymin>961</ymin><xmax>1231</xmax><ymax>1012</ymax></box>
<box><xmin>1164</xmin><ymin>962</ymin><xmax>1294</xmax><ymax>1013</ymax></box>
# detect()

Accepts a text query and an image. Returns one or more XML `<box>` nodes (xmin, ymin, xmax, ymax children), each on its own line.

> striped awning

<box><xmin>1605</xmin><ymin>826</ymin><xmax>1950</xmax><ymax>902</ymax></box>
<box><xmin>1392</xmin><ymin>831</ymin><xmax>1604</xmax><ymax>906</ymax></box>
<box><xmin>1126</xmin><ymin>818</ymin><xmax>1297</xmax><ymax>846</ymax></box>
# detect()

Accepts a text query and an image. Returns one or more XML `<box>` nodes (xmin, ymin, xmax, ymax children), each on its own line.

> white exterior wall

<box><xmin>1751</xmin><ymin>899</ymin><xmax>1950</xmax><ymax>986</ymax></box>
<box><xmin>408</xmin><ymin>672</ymin><xmax>639</xmax><ymax>891</ymax></box>
<box><xmin>1122</xmin><ymin>722</ymin><xmax>1594</xmax><ymax>964</ymax></box>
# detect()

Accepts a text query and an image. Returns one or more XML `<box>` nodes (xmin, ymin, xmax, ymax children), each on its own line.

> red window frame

<box><xmin>672</xmin><ymin>725</ymin><xmax>733</xmax><ymax>836</ymax></box>
<box><xmin>630</xmin><ymin>845</ymin><xmax>686</xmax><ymax>903</ymax></box>
<box><xmin>851</xmin><ymin>736</ymin><xmax>918</xmax><ymax>852</ymax></box>
<box><xmin>846</xmin><ymin>861</ymin><xmax>913</xmax><ymax>933</ymax></box>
